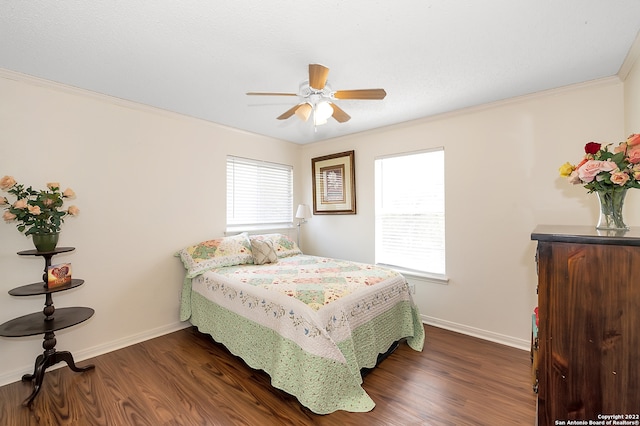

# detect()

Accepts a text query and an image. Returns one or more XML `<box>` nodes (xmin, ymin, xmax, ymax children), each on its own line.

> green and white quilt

<box><xmin>180</xmin><ymin>254</ymin><xmax>424</xmax><ymax>414</ymax></box>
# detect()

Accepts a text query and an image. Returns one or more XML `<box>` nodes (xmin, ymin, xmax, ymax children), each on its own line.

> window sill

<box><xmin>377</xmin><ymin>264</ymin><xmax>449</xmax><ymax>285</ymax></box>
<box><xmin>225</xmin><ymin>224</ymin><xmax>294</xmax><ymax>236</ymax></box>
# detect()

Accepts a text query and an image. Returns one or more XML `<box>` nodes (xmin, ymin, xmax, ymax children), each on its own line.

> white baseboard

<box><xmin>0</xmin><ymin>321</ymin><xmax>191</xmax><ymax>387</ymax></box>
<box><xmin>422</xmin><ymin>315</ymin><xmax>530</xmax><ymax>351</ymax></box>
<box><xmin>1</xmin><ymin>317</ymin><xmax>529</xmax><ymax>387</ymax></box>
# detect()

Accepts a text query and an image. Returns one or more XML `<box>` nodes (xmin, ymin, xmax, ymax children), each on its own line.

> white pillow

<box><xmin>251</xmin><ymin>239</ymin><xmax>278</xmax><ymax>265</ymax></box>
<box><xmin>250</xmin><ymin>233</ymin><xmax>302</xmax><ymax>258</ymax></box>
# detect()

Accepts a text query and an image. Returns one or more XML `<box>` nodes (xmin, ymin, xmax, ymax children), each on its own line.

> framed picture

<box><xmin>47</xmin><ymin>263</ymin><xmax>72</xmax><ymax>289</ymax></box>
<box><xmin>311</xmin><ymin>150</ymin><xmax>356</xmax><ymax>215</ymax></box>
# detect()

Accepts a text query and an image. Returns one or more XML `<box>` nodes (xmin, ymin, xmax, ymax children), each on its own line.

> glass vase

<box><xmin>595</xmin><ymin>189</ymin><xmax>628</xmax><ymax>231</ymax></box>
<box><xmin>32</xmin><ymin>232</ymin><xmax>60</xmax><ymax>252</ymax></box>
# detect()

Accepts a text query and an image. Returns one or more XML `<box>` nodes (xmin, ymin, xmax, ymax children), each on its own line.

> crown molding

<box><xmin>0</xmin><ymin>67</ymin><xmax>267</xmax><ymax>140</ymax></box>
<box><xmin>619</xmin><ymin>30</ymin><xmax>640</xmax><ymax>80</ymax></box>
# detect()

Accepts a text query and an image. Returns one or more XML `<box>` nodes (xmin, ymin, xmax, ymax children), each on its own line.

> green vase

<box><xmin>32</xmin><ymin>232</ymin><xmax>60</xmax><ymax>252</ymax></box>
<box><xmin>595</xmin><ymin>189</ymin><xmax>628</xmax><ymax>231</ymax></box>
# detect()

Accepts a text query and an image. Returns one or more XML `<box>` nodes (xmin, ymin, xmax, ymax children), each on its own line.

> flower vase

<box><xmin>595</xmin><ymin>189</ymin><xmax>628</xmax><ymax>231</ymax></box>
<box><xmin>32</xmin><ymin>232</ymin><xmax>60</xmax><ymax>252</ymax></box>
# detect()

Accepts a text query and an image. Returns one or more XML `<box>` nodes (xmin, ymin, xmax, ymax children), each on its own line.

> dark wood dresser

<box><xmin>531</xmin><ymin>226</ymin><xmax>640</xmax><ymax>425</ymax></box>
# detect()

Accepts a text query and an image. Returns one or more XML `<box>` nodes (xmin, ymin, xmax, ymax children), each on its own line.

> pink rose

<box><xmin>67</xmin><ymin>205</ymin><xmax>80</xmax><ymax>216</ymax></box>
<box><xmin>627</xmin><ymin>133</ymin><xmax>640</xmax><ymax>146</ymax></box>
<box><xmin>3</xmin><ymin>211</ymin><xmax>16</xmax><ymax>222</ymax></box>
<box><xmin>627</xmin><ymin>145</ymin><xmax>640</xmax><ymax>164</ymax></box>
<box><xmin>610</xmin><ymin>171</ymin><xmax>630</xmax><ymax>186</ymax></box>
<box><xmin>46</xmin><ymin>182</ymin><xmax>60</xmax><ymax>190</ymax></box>
<box><xmin>633</xmin><ymin>164</ymin><xmax>640</xmax><ymax>180</ymax></box>
<box><xmin>575</xmin><ymin>158</ymin><xmax>588</xmax><ymax>170</ymax></box>
<box><xmin>14</xmin><ymin>198</ymin><xmax>28</xmax><ymax>209</ymax></box>
<box><xmin>0</xmin><ymin>176</ymin><xmax>16</xmax><ymax>190</ymax></box>
<box><xmin>27</xmin><ymin>205</ymin><xmax>41</xmax><ymax>215</ymax></box>
<box><xmin>568</xmin><ymin>170</ymin><xmax>583</xmax><ymax>185</ymax></box>
<box><xmin>63</xmin><ymin>188</ymin><xmax>76</xmax><ymax>198</ymax></box>
<box><xmin>0</xmin><ymin>197</ymin><xmax>7</xmax><ymax>206</ymax></box>
<box><xmin>577</xmin><ymin>160</ymin><xmax>617</xmax><ymax>183</ymax></box>
<box><xmin>614</xmin><ymin>142</ymin><xmax>627</xmax><ymax>154</ymax></box>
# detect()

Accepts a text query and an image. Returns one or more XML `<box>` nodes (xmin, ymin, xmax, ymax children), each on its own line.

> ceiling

<box><xmin>2</xmin><ymin>1</ymin><xmax>640</xmax><ymax>145</ymax></box>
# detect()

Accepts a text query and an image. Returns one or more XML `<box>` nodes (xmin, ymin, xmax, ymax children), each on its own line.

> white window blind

<box><xmin>375</xmin><ymin>149</ymin><xmax>445</xmax><ymax>276</ymax></box>
<box><xmin>226</xmin><ymin>156</ymin><xmax>293</xmax><ymax>229</ymax></box>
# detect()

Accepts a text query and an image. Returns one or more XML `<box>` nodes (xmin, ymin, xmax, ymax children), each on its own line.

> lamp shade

<box><xmin>313</xmin><ymin>101</ymin><xmax>333</xmax><ymax>126</ymax></box>
<box><xmin>295</xmin><ymin>204</ymin><xmax>312</xmax><ymax>219</ymax></box>
<box><xmin>295</xmin><ymin>102</ymin><xmax>313</xmax><ymax>121</ymax></box>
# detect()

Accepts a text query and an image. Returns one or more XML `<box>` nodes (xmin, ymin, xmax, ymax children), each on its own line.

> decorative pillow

<box><xmin>176</xmin><ymin>232</ymin><xmax>253</xmax><ymax>278</ymax></box>
<box><xmin>250</xmin><ymin>233</ymin><xmax>302</xmax><ymax>258</ymax></box>
<box><xmin>251</xmin><ymin>238</ymin><xmax>278</xmax><ymax>265</ymax></box>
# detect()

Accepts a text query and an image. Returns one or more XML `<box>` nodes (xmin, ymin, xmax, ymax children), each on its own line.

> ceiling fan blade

<box><xmin>294</xmin><ymin>103</ymin><xmax>313</xmax><ymax>121</ymax></box>
<box><xmin>277</xmin><ymin>104</ymin><xmax>306</xmax><ymax>120</ymax></box>
<box><xmin>330</xmin><ymin>103</ymin><xmax>351</xmax><ymax>123</ymax></box>
<box><xmin>246</xmin><ymin>92</ymin><xmax>298</xmax><ymax>96</ymax></box>
<box><xmin>333</xmin><ymin>89</ymin><xmax>387</xmax><ymax>100</ymax></box>
<box><xmin>309</xmin><ymin>64</ymin><xmax>330</xmax><ymax>90</ymax></box>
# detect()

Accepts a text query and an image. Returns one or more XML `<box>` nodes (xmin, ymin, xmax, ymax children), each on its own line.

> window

<box><xmin>375</xmin><ymin>149</ymin><xmax>445</xmax><ymax>278</ymax></box>
<box><xmin>226</xmin><ymin>156</ymin><xmax>293</xmax><ymax>231</ymax></box>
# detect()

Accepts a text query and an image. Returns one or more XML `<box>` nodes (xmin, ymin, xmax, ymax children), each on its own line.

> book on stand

<box><xmin>47</xmin><ymin>263</ymin><xmax>72</xmax><ymax>288</ymax></box>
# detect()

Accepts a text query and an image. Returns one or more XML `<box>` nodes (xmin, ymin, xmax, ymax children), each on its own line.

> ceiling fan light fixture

<box><xmin>314</xmin><ymin>101</ymin><xmax>333</xmax><ymax>125</ymax></box>
<box><xmin>248</xmin><ymin>63</ymin><xmax>385</xmax><ymax>127</ymax></box>
<box><xmin>295</xmin><ymin>103</ymin><xmax>313</xmax><ymax>121</ymax></box>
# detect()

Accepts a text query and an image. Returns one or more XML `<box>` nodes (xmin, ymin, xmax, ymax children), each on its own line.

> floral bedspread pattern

<box><xmin>180</xmin><ymin>254</ymin><xmax>424</xmax><ymax>414</ymax></box>
<box><xmin>210</xmin><ymin>255</ymin><xmax>401</xmax><ymax>311</ymax></box>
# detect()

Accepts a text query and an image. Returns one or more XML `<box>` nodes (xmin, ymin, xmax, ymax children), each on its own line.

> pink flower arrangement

<box><xmin>559</xmin><ymin>134</ymin><xmax>640</xmax><ymax>193</ymax></box>
<box><xmin>1</xmin><ymin>176</ymin><xmax>79</xmax><ymax>236</ymax></box>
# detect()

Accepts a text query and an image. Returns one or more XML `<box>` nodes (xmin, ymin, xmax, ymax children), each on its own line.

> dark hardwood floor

<box><xmin>0</xmin><ymin>325</ymin><xmax>536</xmax><ymax>425</ymax></box>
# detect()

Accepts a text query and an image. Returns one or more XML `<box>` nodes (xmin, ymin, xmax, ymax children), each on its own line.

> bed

<box><xmin>177</xmin><ymin>232</ymin><xmax>424</xmax><ymax>414</ymax></box>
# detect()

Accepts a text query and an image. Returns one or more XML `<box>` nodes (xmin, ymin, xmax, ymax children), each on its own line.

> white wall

<box><xmin>299</xmin><ymin>78</ymin><xmax>627</xmax><ymax>348</ymax></box>
<box><xmin>0</xmin><ymin>70</ymin><xmax>302</xmax><ymax>385</ymax></box>
<box><xmin>0</xmin><ymin>64</ymin><xmax>636</xmax><ymax>386</ymax></box>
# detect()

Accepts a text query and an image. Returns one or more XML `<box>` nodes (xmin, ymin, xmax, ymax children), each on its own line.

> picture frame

<box><xmin>47</xmin><ymin>263</ymin><xmax>72</xmax><ymax>289</ymax></box>
<box><xmin>311</xmin><ymin>150</ymin><xmax>356</xmax><ymax>215</ymax></box>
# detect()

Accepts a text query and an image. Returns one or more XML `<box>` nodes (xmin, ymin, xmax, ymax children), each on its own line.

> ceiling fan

<box><xmin>246</xmin><ymin>64</ymin><xmax>386</xmax><ymax>125</ymax></box>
